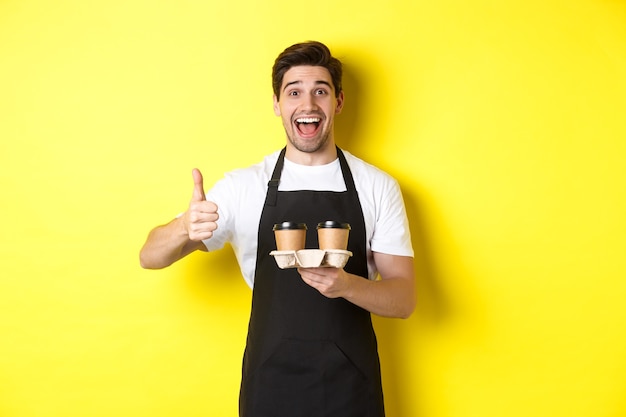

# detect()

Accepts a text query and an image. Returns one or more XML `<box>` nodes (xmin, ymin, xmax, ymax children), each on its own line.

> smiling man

<box><xmin>140</xmin><ymin>41</ymin><xmax>415</xmax><ymax>417</ymax></box>
<box><xmin>274</xmin><ymin>65</ymin><xmax>342</xmax><ymax>159</ymax></box>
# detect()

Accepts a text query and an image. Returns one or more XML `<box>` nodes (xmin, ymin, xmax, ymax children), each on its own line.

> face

<box><xmin>273</xmin><ymin>66</ymin><xmax>344</xmax><ymax>156</ymax></box>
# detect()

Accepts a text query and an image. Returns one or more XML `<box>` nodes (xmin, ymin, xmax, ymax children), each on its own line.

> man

<box><xmin>140</xmin><ymin>41</ymin><xmax>415</xmax><ymax>417</ymax></box>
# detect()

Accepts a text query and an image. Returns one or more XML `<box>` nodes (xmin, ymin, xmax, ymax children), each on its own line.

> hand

<box><xmin>183</xmin><ymin>168</ymin><xmax>219</xmax><ymax>241</ymax></box>
<box><xmin>297</xmin><ymin>267</ymin><xmax>351</xmax><ymax>298</ymax></box>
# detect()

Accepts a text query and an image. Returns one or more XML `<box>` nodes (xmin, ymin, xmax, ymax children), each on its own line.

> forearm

<box><xmin>298</xmin><ymin>254</ymin><xmax>416</xmax><ymax>318</ymax></box>
<box><xmin>343</xmin><ymin>272</ymin><xmax>416</xmax><ymax>319</ymax></box>
<box><xmin>139</xmin><ymin>217</ymin><xmax>198</xmax><ymax>269</ymax></box>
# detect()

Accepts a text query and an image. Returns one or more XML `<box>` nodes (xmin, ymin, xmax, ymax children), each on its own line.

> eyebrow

<box><xmin>283</xmin><ymin>80</ymin><xmax>332</xmax><ymax>92</ymax></box>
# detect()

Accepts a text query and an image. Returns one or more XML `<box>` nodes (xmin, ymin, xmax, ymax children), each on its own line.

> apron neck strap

<box><xmin>265</xmin><ymin>146</ymin><xmax>353</xmax><ymax>207</ymax></box>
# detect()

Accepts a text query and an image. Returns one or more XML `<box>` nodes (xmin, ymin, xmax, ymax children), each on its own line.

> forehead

<box><xmin>281</xmin><ymin>65</ymin><xmax>334</xmax><ymax>91</ymax></box>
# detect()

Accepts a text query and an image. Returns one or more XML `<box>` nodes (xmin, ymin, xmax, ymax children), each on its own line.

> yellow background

<box><xmin>2</xmin><ymin>1</ymin><xmax>625</xmax><ymax>416</ymax></box>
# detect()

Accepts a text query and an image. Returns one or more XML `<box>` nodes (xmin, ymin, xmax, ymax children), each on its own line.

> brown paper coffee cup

<box><xmin>273</xmin><ymin>222</ymin><xmax>307</xmax><ymax>251</ymax></box>
<box><xmin>317</xmin><ymin>221</ymin><xmax>350</xmax><ymax>250</ymax></box>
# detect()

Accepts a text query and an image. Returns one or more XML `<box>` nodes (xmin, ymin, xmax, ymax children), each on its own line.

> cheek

<box><xmin>281</xmin><ymin>114</ymin><xmax>293</xmax><ymax>130</ymax></box>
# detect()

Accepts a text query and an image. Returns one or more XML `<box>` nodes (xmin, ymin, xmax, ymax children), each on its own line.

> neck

<box><xmin>285</xmin><ymin>141</ymin><xmax>338</xmax><ymax>166</ymax></box>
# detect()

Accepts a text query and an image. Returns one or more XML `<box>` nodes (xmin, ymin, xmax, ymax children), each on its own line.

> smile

<box><xmin>295</xmin><ymin>117</ymin><xmax>321</xmax><ymax>124</ymax></box>
<box><xmin>295</xmin><ymin>117</ymin><xmax>322</xmax><ymax>137</ymax></box>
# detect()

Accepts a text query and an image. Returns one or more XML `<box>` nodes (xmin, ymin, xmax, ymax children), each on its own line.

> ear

<box><xmin>273</xmin><ymin>95</ymin><xmax>281</xmax><ymax>116</ymax></box>
<box><xmin>335</xmin><ymin>90</ymin><xmax>345</xmax><ymax>114</ymax></box>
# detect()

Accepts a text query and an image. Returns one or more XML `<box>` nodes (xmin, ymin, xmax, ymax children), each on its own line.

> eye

<box><xmin>315</xmin><ymin>89</ymin><xmax>328</xmax><ymax>95</ymax></box>
<box><xmin>288</xmin><ymin>90</ymin><xmax>299</xmax><ymax>96</ymax></box>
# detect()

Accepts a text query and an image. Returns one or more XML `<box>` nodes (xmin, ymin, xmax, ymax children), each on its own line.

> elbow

<box><xmin>140</xmin><ymin>260</ymin><xmax>167</xmax><ymax>270</ymax></box>
<box><xmin>139</xmin><ymin>258</ymin><xmax>152</xmax><ymax>269</ymax></box>
<box><xmin>383</xmin><ymin>303</ymin><xmax>414</xmax><ymax>320</ymax></box>
<box><xmin>401</xmin><ymin>304</ymin><xmax>416</xmax><ymax>320</ymax></box>
<box><xmin>397</xmin><ymin>304</ymin><xmax>415</xmax><ymax>320</ymax></box>
<box><xmin>139</xmin><ymin>251</ymin><xmax>166</xmax><ymax>270</ymax></box>
<box><xmin>139</xmin><ymin>255</ymin><xmax>154</xmax><ymax>269</ymax></box>
<box><xmin>398</xmin><ymin>293</ymin><xmax>417</xmax><ymax>319</ymax></box>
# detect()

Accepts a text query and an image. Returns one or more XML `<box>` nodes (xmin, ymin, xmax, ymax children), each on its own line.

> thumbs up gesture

<box><xmin>183</xmin><ymin>168</ymin><xmax>219</xmax><ymax>241</ymax></box>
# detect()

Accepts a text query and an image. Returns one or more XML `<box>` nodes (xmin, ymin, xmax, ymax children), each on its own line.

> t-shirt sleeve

<box><xmin>369</xmin><ymin>177</ymin><xmax>414</xmax><ymax>257</ymax></box>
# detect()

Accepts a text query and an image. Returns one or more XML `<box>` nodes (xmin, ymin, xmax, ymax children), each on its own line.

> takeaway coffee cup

<box><xmin>273</xmin><ymin>222</ymin><xmax>308</xmax><ymax>251</ymax></box>
<box><xmin>316</xmin><ymin>221</ymin><xmax>351</xmax><ymax>250</ymax></box>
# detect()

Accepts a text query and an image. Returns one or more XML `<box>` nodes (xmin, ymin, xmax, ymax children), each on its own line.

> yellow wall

<box><xmin>1</xmin><ymin>1</ymin><xmax>625</xmax><ymax>416</ymax></box>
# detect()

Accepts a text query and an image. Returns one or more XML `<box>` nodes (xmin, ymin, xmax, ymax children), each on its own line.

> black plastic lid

<box><xmin>316</xmin><ymin>221</ymin><xmax>351</xmax><ymax>230</ymax></box>
<box><xmin>272</xmin><ymin>222</ymin><xmax>308</xmax><ymax>231</ymax></box>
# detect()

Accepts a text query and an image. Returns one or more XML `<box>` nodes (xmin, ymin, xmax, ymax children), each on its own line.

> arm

<box><xmin>297</xmin><ymin>252</ymin><xmax>416</xmax><ymax>319</ymax></box>
<box><xmin>139</xmin><ymin>169</ymin><xmax>218</xmax><ymax>269</ymax></box>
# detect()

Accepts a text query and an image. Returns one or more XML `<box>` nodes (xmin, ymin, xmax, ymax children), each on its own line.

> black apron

<box><xmin>239</xmin><ymin>148</ymin><xmax>385</xmax><ymax>417</ymax></box>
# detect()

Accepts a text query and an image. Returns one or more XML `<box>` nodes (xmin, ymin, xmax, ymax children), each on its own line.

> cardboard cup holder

<box><xmin>270</xmin><ymin>249</ymin><xmax>353</xmax><ymax>269</ymax></box>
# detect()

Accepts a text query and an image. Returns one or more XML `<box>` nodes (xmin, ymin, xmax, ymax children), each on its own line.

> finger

<box><xmin>191</xmin><ymin>168</ymin><xmax>206</xmax><ymax>202</ymax></box>
<box><xmin>189</xmin><ymin>203</ymin><xmax>219</xmax><ymax>222</ymax></box>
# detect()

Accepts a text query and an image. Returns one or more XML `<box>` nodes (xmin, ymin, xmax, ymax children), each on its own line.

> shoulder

<box><xmin>342</xmin><ymin>150</ymin><xmax>399</xmax><ymax>192</ymax></box>
<box><xmin>343</xmin><ymin>150</ymin><xmax>394</xmax><ymax>178</ymax></box>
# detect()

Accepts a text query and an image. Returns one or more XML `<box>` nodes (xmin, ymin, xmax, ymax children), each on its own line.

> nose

<box><xmin>301</xmin><ymin>92</ymin><xmax>318</xmax><ymax>111</ymax></box>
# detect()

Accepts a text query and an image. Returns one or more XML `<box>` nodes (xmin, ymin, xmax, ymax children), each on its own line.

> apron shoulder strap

<box><xmin>336</xmin><ymin>147</ymin><xmax>357</xmax><ymax>193</ymax></box>
<box><xmin>266</xmin><ymin>147</ymin><xmax>286</xmax><ymax>207</ymax></box>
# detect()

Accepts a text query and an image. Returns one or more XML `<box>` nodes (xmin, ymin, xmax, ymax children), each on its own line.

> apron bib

<box><xmin>239</xmin><ymin>148</ymin><xmax>385</xmax><ymax>417</ymax></box>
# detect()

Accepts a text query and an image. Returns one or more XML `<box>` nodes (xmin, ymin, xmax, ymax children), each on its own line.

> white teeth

<box><xmin>296</xmin><ymin>117</ymin><xmax>321</xmax><ymax>124</ymax></box>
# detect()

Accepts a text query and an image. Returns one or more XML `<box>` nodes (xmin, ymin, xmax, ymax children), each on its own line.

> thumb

<box><xmin>191</xmin><ymin>168</ymin><xmax>206</xmax><ymax>202</ymax></box>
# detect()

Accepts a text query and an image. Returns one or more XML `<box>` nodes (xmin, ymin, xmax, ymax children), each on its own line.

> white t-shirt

<box><xmin>204</xmin><ymin>149</ymin><xmax>413</xmax><ymax>288</ymax></box>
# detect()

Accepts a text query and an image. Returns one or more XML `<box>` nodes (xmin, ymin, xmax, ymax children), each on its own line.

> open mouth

<box><xmin>295</xmin><ymin>117</ymin><xmax>321</xmax><ymax>137</ymax></box>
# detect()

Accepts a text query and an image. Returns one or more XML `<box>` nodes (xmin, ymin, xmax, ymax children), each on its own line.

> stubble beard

<box><xmin>287</xmin><ymin>132</ymin><xmax>329</xmax><ymax>154</ymax></box>
<box><xmin>285</xmin><ymin>121</ymin><xmax>332</xmax><ymax>154</ymax></box>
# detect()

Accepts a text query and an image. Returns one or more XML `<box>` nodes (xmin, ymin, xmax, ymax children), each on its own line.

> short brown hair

<box><xmin>272</xmin><ymin>41</ymin><xmax>343</xmax><ymax>100</ymax></box>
